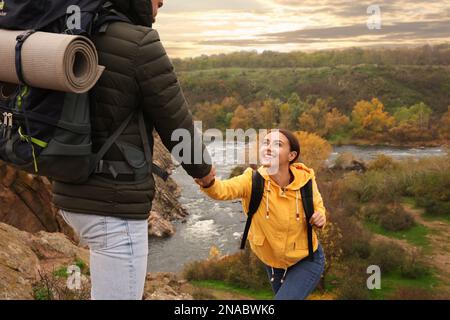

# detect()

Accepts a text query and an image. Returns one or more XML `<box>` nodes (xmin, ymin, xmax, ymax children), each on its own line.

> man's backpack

<box><xmin>0</xmin><ymin>0</ymin><xmax>168</xmax><ymax>183</ymax></box>
<box><xmin>240</xmin><ymin>170</ymin><xmax>315</xmax><ymax>261</ymax></box>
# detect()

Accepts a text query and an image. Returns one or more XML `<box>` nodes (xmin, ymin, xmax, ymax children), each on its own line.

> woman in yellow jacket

<box><xmin>195</xmin><ymin>129</ymin><xmax>327</xmax><ymax>300</ymax></box>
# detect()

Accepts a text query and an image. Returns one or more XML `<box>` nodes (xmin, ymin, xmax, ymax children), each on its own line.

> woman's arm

<box><xmin>200</xmin><ymin>167</ymin><xmax>253</xmax><ymax>201</ymax></box>
<box><xmin>309</xmin><ymin>173</ymin><xmax>327</xmax><ymax>228</ymax></box>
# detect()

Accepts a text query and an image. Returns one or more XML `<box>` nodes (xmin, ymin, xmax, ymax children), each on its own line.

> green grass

<box><xmin>190</xmin><ymin>280</ymin><xmax>274</xmax><ymax>300</ymax></box>
<box><xmin>53</xmin><ymin>267</ymin><xmax>68</xmax><ymax>279</ymax></box>
<box><xmin>368</xmin><ymin>269</ymin><xmax>439</xmax><ymax>300</ymax></box>
<box><xmin>402</xmin><ymin>197</ymin><xmax>450</xmax><ymax>224</ymax></box>
<box><xmin>364</xmin><ymin>220</ymin><xmax>430</xmax><ymax>249</ymax></box>
<box><xmin>323</xmin><ymin>273</ymin><xmax>340</xmax><ymax>292</ymax></box>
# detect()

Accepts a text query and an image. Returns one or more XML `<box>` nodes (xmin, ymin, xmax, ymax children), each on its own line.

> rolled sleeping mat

<box><xmin>0</xmin><ymin>29</ymin><xmax>105</xmax><ymax>93</ymax></box>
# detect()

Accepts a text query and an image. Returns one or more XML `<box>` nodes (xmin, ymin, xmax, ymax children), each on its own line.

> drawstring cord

<box><xmin>270</xmin><ymin>267</ymin><xmax>289</xmax><ymax>284</ymax></box>
<box><xmin>295</xmin><ymin>190</ymin><xmax>300</xmax><ymax>221</ymax></box>
<box><xmin>281</xmin><ymin>269</ymin><xmax>288</xmax><ymax>283</ymax></box>
<box><xmin>265</xmin><ymin>180</ymin><xmax>271</xmax><ymax>219</ymax></box>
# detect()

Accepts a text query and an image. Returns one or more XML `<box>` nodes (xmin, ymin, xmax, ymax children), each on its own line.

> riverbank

<box><xmin>330</xmin><ymin>138</ymin><xmax>449</xmax><ymax>149</ymax></box>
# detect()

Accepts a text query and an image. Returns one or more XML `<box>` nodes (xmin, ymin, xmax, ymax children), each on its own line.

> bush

<box><xmin>369</xmin><ymin>240</ymin><xmax>406</xmax><ymax>274</ymax></box>
<box><xmin>400</xmin><ymin>263</ymin><xmax>431</xmax><ymax>279</ymax></box>
<box><xmin>336</xmin><ymin>261</ymin><xmax>371</xmax><ymax>300</ymax></box>
<box><xmin>183</xmin><ymin>246</ymin><xmax>270</xmax><ymax>292</ymax></box>
<box><xmin>413</xmin><ymin>171</ymin><xmax>450</xmax><ymax>215</ymax></box>
<box><xmin>400</xmin><ymin>252</ymin><xmax>431</xmax><ymax>279</ymax></box>
<box><xmin>379</xmin><ymin>206</ymin><xmax>415</xmax><ymax>231</ymax></box>
<box><xmin>367</xmin><ymin>154</ymin><xmax>398</xmax><ymax>171</ymax></box>
<box><xmin>349</xmin><ymin>241</ymin><xmax>372</xmax><ymax>259</ymax></box>
<box><xmin>337</xmin><ymin>215</ymin><xmax>372</xmax><ymax>260</ymax></box>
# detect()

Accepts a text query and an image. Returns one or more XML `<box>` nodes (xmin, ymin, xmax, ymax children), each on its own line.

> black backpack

<box><xmin>0</xmin><ymin>0</ymin><xmax>168</xmax><ymax>183</ymax></box>
<box><xmin>240</xmin><ymin>170</ymin><xmax>315</xmax><ymax>261</ymax></box>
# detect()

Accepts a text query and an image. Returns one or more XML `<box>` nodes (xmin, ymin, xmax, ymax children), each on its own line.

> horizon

<box><xmin>170</xmin><ymin>42</ymin><xmax>450</xmax><ymax>61</ymax></box>
<box><xmin>155</xmin><ymin>0</ymin><xmax>450</xmax><ymax>59</ymax></box>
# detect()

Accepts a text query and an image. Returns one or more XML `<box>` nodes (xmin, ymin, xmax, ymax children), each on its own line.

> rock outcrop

<box><xmin>0</xmin><ymin>222</ymin><xmax>89</xmax><ymax>300</ymax></box>
<box><xmin>0</xmin><ymin>222</ymin><xmax>194</xmax><ymax>300</ymax></box>
<box><xmin>0</xmin><ymin>134</ymin><xmax>185</xmax><ymax>238</ymax></box>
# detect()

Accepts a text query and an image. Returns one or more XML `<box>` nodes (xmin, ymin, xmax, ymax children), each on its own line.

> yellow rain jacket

<box><xmin>200</xmin><ymin>163</ymin><xmax>327</xmax><ymax>269</ymax></box>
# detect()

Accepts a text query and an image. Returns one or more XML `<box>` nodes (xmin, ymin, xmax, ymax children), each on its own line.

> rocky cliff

<box><xmin>0</xmin><ymin>134</ymin><xmax>185</xmax><ymax>238</ymax></box>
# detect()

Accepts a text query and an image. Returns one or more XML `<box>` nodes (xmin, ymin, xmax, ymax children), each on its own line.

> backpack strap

<box><xmin>15</xmin><ymin>30</ymin><xmax>36</xmax><ymax>85</ymax></box>
<box><xmin>89</xmin><ymin>109</ymin><xmax>136</xmax><ymax>176</ymax></box>
<box><xmin>90</xmin><ymin>109</ymin><xmax>170</xmax><ymax>181</ymax></box>
<box><xmin>137</xmin><ymin>109</ymin><xmax>170</xmax><ymax>181</ymax></box>
<box><xmin>92</xmin><ymin>1</ymin><xmax>132</xmax><ymax>34</ymax></box>
<box><xmin>240</xmin><ymin>170</ymin><xmax>265</xmax><ymax>249</ymax></box>
<box><xmin>300</xmin><ymin>179</ymin><xmax>315</xmax><ymax>261</ymax></box>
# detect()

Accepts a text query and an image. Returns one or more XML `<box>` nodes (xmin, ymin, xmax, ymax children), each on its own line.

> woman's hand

<box><xmin>309</xmin><ymin>212</ymin><xmax>326</xmax><ymax>228</ymax></box>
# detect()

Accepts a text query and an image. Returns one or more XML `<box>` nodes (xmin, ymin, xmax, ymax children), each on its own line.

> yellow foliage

<box><xmin>293</xmin><ymin>131</ymin><xmax>332</xmax><ymax>171</ymax></box>
<box><xmin>351</xmin><ymin>98</ymin><xmax>395</xmax><ymax>137</ymax></box>
<box><xmin>208</xmin><ymin>245</ymin><xmax>222</xmax><ymax>261</ymax></box>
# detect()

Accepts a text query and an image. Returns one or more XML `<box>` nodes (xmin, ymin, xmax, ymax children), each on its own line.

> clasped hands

<box><xmin>194</xmin><ymin>166</ymin><xmax>216</xmax><ymax>188</ymax></box>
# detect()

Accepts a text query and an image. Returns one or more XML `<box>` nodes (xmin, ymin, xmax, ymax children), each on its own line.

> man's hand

<box><xmin>309</xmin><ymin>212</ymin><xmax>326</xmax><ymax>228</ymax></box>
<box><xmin>195</xmin><ymin>166</ymin><xmax>216</xmax><ymax>188</ymax></box>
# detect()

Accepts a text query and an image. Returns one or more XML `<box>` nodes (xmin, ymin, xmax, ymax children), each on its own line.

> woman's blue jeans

<box><xmin>264</xmin><ymin>244</ymin><xmax>325</xmax><ymax>300</ymax></box>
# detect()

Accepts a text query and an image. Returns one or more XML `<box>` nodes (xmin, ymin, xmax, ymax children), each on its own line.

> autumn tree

<box><xmin>260</xmin><ymin>98</ymin><xmax>280</xmax><ymax>129</ymax></box>
<box><xmin>324</xmin><ymin>108</ymin><xmax>350</xmax><ymax>138</ymax></box>
<box><xmin>351</xmin><ymin>98</ymin><xmax>395</xmax><ymax>139</ymax></box>
<box><xmin>293</xmin><ymin>131</ymin><xmax>332</xmax><ymax>171</ymax></box>
<box><xmin>287</xmin><ymin>93</ymin><xmax>308</xmax><ymax>130</ymax></box>
<box><xmin>438</xmin><ymin>106</ymin><xmax>450</xmax><ymax>140</ymax></box>
<box><xmin>230</xmin><ymin>105</ymin><xmax>252</xmax><ymax>130</ymax></box>
<box><xmin>298</xmin><ymin>98</ymin><xmax>330</xmax><ymax>136</ymax></box>
<box><xmin>389</xmin><ymin>102</ymin><xmax>434</xmax><ymax>142</ymax></box>
<box><xmin>279</xmin><ymin>103</ymin><xmax>291</xmax><ymax>129</ymax></box>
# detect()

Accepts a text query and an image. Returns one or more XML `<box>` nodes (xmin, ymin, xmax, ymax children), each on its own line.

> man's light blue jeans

<box><xmin>59</xmin><ymin>209</ymin><xmax>149</xmax><ymax>300</ymax></box>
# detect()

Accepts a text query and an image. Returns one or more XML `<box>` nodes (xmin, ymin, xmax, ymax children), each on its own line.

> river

<box><xmin>147</xmin><ymin>142</ymin><xmax>447</xmax><ymax>272</ymax></box>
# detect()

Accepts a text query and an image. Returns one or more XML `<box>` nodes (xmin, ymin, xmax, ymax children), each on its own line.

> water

<box><xmin>147</xmin><ymin>143</ymin><xmax>447</xmax><ymax>272</ymax></box>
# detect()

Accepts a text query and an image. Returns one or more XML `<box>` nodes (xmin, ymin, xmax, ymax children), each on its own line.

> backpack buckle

<box><xmin>16</xmin><ymin>30</ymin><xmax>36</xmax><ymax>43</ymax></box>
<box><xmin>95</xmin><ymin>160</ymin><xmax>104</xmax><ymax>173</ymax></box>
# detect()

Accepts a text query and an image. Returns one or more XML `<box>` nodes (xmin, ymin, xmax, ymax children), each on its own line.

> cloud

<box><xmin>197</xmin><ymin>20</ymin><xmax>450</xmax><ymax>45</ymax></box>
<box><xmin>157</xmin><ymin>0</ymin><xmax>450</xmax><ymax>57</ymax></box>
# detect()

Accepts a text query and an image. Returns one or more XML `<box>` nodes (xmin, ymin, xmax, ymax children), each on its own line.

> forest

<box><xmin>173</xmin><ymin>45</ymin><xmax>450</xmax><ymax>146</ymax></box>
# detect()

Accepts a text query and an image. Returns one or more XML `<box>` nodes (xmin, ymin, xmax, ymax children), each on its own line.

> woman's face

<box><xmin>260</xmin><ymin>131</ymin><xmax>297</xmax><ymax>169</ymax></box>
<box><xmin>151</xmin><ymin>0</ymin><xmax>164</xmax><ymax>22</ymax></box>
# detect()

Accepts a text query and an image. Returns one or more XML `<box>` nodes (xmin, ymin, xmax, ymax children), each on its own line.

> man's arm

<box><xmin>135</xmin><ymin>29</ymin><xmax>212</xmax><ymax>179</ymax></box>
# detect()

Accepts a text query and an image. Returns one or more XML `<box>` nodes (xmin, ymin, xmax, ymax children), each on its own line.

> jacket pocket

<box><xmin>249</xmin><ymin>232</ymin><xmax>266</xmax><ymax>246</ymax></box>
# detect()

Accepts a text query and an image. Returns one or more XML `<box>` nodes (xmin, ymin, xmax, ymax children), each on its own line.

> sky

<box><xmin>154</xmin><ymin>0</ymin><xmax>450</xmax><ymax>58</ymax></box>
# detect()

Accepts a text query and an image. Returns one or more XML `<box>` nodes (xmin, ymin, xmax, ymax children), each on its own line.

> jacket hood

<box><xmin>109</xmin><ymin>0</ymin><xmax>153</xmax><ymax>27</ymax></box>
<box><xmin>257</xmin><ymin>162</ymin><xmax>315</xmax><ymax>190</ymax></box>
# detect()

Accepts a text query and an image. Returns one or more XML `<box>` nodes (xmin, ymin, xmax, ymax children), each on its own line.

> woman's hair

<box><xmin>268</xmin><ymin>129</ymin><xmax>300</xmax><ymax>164</ymax></box>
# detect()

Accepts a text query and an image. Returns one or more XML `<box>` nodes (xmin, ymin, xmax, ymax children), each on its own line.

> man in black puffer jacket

<box><xmin>53</xmin><ymin>0</ymin><xmax>215</xmax><ymax>300</ymax></box>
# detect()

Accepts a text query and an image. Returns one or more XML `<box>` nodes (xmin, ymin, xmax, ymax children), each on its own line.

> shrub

<box><xmin>369</xmin><ymin>240</ymin><xmax>406</xmax><ymax>274</ymax></box>
<box><xmin>379</xmin><ymin>206</ymin><xmax>415</xmax><ymax>231</ymax></box>
<box><xmin>367</xmin><ymin>154</ymin><xmax>398</xmax><ymax>171</ymax></box>
<box><xmin>412</xmin><ymin>171</ymin><xmax>450</xmax><ymax>216</ymax></box>
<box><xmin>400</xmin><ymin>252</ymin><xmax>431</xmax><ymax>279</ymax></box>
<box><xmin>183</xmin><ymin>246</ymin><xmax>270</xmax><ymax>292</ymax></box>
<box><xmin>336</xmin><ymin>261</ymin><xmax>371</xmax><ymax>300</ymax></box>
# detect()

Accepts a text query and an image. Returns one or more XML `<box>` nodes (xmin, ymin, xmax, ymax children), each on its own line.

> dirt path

<box><xmin>402</xmin><ymin>203</ymin><xmax>450</xmax><ymax>295</ymax></box>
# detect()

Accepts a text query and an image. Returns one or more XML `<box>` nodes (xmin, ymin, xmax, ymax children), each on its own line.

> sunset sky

<box><xmin>155</xmin><ymin>0</ymin><xmax>450</xmax><ymax>58</ymax></box>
